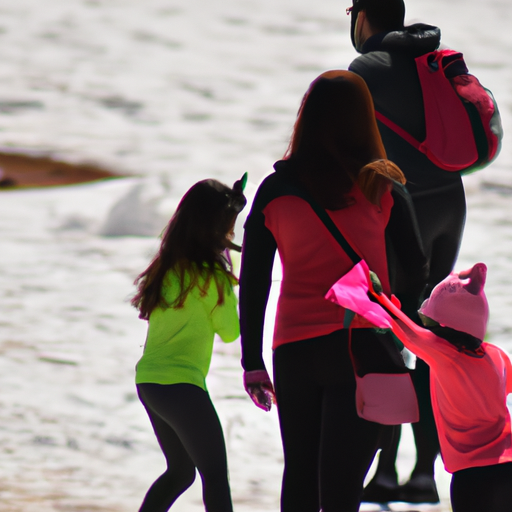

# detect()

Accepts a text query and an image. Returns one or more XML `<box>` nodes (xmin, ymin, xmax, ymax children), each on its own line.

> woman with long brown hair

<box><xmin>239</xmin><ymin>71</ymin><xmax>425</xmax><ymax>512</ymax></box>
<box><xmin>132</xmin><ymin>176</ymin><xmax>246</xmax><ymax>512</ymax></box>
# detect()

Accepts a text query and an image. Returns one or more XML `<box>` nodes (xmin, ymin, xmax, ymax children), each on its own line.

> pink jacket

<box><xmin>327</xmin><ymin>261</ymin><xmax>512</xmax><ymax>473</ymax></box>
<box><xmin>396</xmin><ymin>327</ymin><xmax>512</xmax><ymax>473</ymax></box>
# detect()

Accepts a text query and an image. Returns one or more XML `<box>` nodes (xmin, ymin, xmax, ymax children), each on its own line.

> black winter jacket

<box><xmin>349</xmin><ymin>24</ymin><xmax>463</xmax><ymax>194</ymax></box>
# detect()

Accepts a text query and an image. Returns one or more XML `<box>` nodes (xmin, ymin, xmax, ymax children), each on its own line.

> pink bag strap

<box><xmin>375</xmin><ymin>111</ymin><xmax>421</xmax><ymax>150</ymax></box>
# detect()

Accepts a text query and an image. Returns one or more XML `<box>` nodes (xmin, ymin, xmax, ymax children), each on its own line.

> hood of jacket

<box><xmin>361</xmin><ymin>23</ymin><xmax>441</xmax><ymax>58</ymax></box>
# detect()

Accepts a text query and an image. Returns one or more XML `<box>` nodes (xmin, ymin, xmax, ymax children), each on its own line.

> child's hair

<box><xmin>131</xmin><ymin>177</ymin><xmax>247</xmax><ymax>320</ymax></box>
<box><xmin>357</xmin><ymin>159</ymin><xmax>406</xmax><ymax>205</ymax></box>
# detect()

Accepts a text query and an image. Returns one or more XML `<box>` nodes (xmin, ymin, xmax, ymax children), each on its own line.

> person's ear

<box><xmin>354</xmin><ymin>10</ymin><xmax>367</xmax><ymax>51</ymax></box>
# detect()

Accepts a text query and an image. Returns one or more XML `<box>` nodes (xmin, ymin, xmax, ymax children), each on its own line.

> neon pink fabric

<box><xmin>327</xmin><ymin>265</ymin><xmax>512</xmax><ymax>474</ymax></box>
<box><xmin>325</xmin><ymin>260</ymin><xmax>393</xmax><ymax>330</ymax></box>
<box><xmin>263</xmin><ymin>184</ymin><xmax>392</xmax><ymax>349</ymax></box>
<box><xmin>395</xmin><ymin>327</ymin><xmax>512</xmax><ymax>473</ymax></box>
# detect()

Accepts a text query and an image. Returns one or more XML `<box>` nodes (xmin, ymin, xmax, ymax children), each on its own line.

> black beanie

<box><xmin>350</xmin><ymin>0</ymin><xmax>405</xmax><ymax>48</ymax></box>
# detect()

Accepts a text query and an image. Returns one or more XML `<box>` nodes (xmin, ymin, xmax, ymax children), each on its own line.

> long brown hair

<box><xmin>284</xmin><ymin>70</ymin><xmax>405</xmax><ymax>209</ymax></box>
<box><xmin>131</xmin><ymin>178</ymin><xmax>246</xmax><ymax>320</ymax></box>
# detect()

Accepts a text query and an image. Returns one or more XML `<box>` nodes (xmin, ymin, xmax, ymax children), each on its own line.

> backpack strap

<box><xmin>375</xmin><ymin>111</ymin><xmax>421</xmax><ymax>151</ymax></box>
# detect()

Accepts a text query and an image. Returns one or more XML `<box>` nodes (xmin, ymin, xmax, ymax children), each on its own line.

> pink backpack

<box><xmin>376</xmin><ymin>49</ymin><xmax>502</xmax><ymax>173</ymax></box>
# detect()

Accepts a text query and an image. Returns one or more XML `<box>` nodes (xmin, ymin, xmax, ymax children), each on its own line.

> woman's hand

<box><xmin>243</xmin><ymin>369</ymin><xmax>276</xmax><ymax>412</ymax></box>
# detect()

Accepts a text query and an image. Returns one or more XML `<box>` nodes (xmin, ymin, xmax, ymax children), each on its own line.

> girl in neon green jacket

<box><xmin>132</xmin><ymin>175</ymin><xmax>246</xmax><ymax>512</ymax></box>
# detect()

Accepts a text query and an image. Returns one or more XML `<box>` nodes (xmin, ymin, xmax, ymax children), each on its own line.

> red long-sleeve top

<box><xmin>239</xmin><ymin>166</ymin><xmax>395</xmax><ymax>371</ymax></box>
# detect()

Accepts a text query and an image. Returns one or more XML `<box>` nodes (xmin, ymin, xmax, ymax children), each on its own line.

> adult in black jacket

<box><xmin>348</xmin><ymin>0</ymin><xmax>466</xmax><ymax>505</ymax></box>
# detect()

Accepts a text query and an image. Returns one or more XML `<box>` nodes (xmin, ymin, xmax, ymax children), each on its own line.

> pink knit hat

<box><xmin>419</xmin><ymin>263</ymin><xmax>489</xmax><ymax>341</ymax></box>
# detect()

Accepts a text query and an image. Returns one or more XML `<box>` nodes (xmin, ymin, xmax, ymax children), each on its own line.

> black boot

<box><xmin>361</xmin><ymin>478</ymin><xmax>401</xmax><ymax>503</ymax></box>
<box><xmin>398</xmin><ymin>474</ymin><xmax>440</xmax><ymax>504</ymax></box>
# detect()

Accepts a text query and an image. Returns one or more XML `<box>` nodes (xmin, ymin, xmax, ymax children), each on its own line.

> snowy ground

<box><xmin>1</xmin><ymin>0</ymin><xmax>512</xmax><ymax>511</ymax></box>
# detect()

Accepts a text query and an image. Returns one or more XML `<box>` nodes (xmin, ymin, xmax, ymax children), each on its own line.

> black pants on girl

<box><xmin>451</xmin><ymin>462</ymin><xmax>512</xmax><ymax>512</ymax></box>
<box><xmin>273</xmin><ymin>329</ymin><xmax>383</xmax><ymax>512</ymax></box>
<box><xmin>136</xmin><ymin>383</ymin><xmax>233</xmax><ymax>512</ymax></box>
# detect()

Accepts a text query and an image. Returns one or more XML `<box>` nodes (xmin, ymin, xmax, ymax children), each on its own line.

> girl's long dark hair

<box><xmin>284</xmin><ymin>70</ymin><xmax>405</xmax><ymax>209</ymax></box>
<box><xmin>131</xmin><ymin>178</ymin><xmax>246</xmax><ymax>320</ymax></box>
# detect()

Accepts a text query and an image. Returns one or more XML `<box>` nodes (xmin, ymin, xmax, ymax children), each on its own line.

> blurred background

<box><xmin>0</xmin><ymin>0</ymin><xmax>511</xmax><ymax>510</ymax></box>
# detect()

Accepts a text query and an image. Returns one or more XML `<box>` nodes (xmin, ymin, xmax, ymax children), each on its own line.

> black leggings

<box><xmin>136</xmin><ymin>383</ymin><xmax>233</xmax><ymax>512</ymax></box>
<box><xmin>451</xmin><ymin>462</ymin><xmax>512</xmax><ymax>512</ymax></box>
<box><xmin>410</xmin><ymin>180</ymin><xmax>466</xmax><ymax>297</ymax></box>
<box><xmin>273</xmin><ymin>330</ymin><xmax>383</xmax><ymax>512</ymax></box>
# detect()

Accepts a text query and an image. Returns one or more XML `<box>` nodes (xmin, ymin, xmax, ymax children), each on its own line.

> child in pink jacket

<box><xmin>328</xmin><ymin>262</ymin><xmax>512</xmax><ymax>512</ymax></box>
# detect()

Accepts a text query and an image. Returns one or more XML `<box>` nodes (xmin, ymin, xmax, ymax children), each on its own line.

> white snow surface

<box><xmin>1</xmin><ymin>0</ymin><xmax>512</xmax><ymax>510</ymax></box>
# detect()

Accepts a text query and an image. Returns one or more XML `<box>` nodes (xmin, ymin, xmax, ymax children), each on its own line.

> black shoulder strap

<box><xmin>307</xmin><ymin>198</ymin><xmax>361</xmax><ymax>265</ymax></box>
<box><xmin>281</xmin><ymin>183</ymin><xmax>361</xmax><ymax>265</ymax></box>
